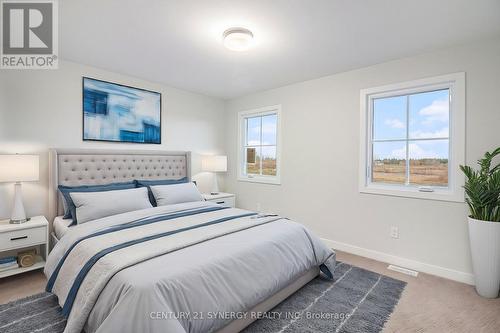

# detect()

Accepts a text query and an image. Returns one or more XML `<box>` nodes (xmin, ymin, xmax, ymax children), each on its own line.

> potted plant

<box><xmin>460</xmin><ymin>147</ymin><xmax>500</xmax><ymax>298</ymax></box>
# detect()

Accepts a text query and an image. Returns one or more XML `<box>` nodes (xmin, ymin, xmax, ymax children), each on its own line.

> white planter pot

<box><xmin>468</xmin><ymin>217</ymin><xmax>500</xmax><ymax>298</ymax></box>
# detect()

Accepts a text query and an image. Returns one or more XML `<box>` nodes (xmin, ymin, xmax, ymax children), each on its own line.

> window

<box><xmin>238</xmin><ymin>105</ymin><xmax>281</xmax><ymax>184</ymax></box>
<box><xmin>359</xmin><ymin>73</ymin><xmax>465</xmax><ymax>202</ymax></box>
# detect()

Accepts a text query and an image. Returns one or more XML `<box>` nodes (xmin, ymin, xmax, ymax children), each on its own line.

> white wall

<box><xmin>224</xmin><ymin>38</ymin><xmax>500</xmax><ymax>284</ymax></box>
<box><xmin>0</xmin><ymin>60</ymin><xmax>226</xmax><ymax>220</ymax></box>
<box><xmin>0</xmin><ymin>78</ymin><xmax>5</xmax><ymax>140</ymax></box>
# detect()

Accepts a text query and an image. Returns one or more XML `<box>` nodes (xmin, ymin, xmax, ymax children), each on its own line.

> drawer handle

<box><xmin>10</xmin><ymin>236</ymin><xmax>28</xmax><ymax>241</ymax></box>
<box><xmin>216</xmin><ymin>201</ymin><xmax>225</xmax><ymax>204</ymax></box>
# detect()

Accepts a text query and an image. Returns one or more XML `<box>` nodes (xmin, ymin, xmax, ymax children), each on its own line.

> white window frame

<box><xmin>238</xmin><ymin>105</ymin><xmax>282</xmax><ymax>185</ymax></box>
<box><xmin>359</xmin><ymin>73</ymin><xmax>465</xmax><ymax>202</ymax></box>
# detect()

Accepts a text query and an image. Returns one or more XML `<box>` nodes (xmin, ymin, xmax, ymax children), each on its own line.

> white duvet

<box><xmin>45</xmin><ymin>201</ymin><xmax>336</xmax><ymax>333</ymax></box>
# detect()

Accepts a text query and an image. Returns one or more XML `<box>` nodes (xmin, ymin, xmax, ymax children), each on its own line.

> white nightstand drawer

<box><xmin>203</xmin><ymin>193</ymin><xmax>236</xmax><ymax>208</ymax></box>
<box><xmin>0</xmin><ymin>226</ymin><xmax>46</xmax><ymax>251</ymax></box>
<box><xmin>211</xmin><ymin>197</ymin><xmax>235</xmax><ymax>208</ymax></box>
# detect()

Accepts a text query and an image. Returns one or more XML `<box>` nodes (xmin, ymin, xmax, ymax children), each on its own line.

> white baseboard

<box><xmin>321</xmin><ymin>238</ymin><xmax>474</xmax><ymax>285</ymax></box>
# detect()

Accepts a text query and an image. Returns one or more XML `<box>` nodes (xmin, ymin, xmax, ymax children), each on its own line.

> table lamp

<box><xmin>0</xmin><ymin>155</ymin><xmax>39</xmax><ymax>224</ymax></box>
<box><xmin>202</xmin><ymin>155</ymin><xmax>227</xmax><ymax>195</ymax></box>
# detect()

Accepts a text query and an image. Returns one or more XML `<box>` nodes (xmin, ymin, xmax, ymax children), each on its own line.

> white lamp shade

<box><xmin>0</xmin><ymin>155</ymin><xmax>39</xmax><ymax>182</ymax></box>
<box><xmin>202</xmin><ymin>155</ymin><xmax>227</xmax><ymax>172</ymax></box>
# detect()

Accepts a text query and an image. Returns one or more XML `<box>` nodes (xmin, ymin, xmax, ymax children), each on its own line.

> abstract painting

<box><xmin>82</xmin><ymin>77</ymin><xmax>161</xmax><ymax>144</ymax></box>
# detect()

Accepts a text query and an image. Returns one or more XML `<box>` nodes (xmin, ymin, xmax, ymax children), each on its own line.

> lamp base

<box><xmin>211</xmin><ymin>173</ymin><xmax>220</xmax><ymax>195</ymax></box>
<box><xmin>9</xmin><ymin>217</ymin><xmax>30</xmax><ymax>224</ymax></box>
<box><xmin>10</xmin><ymin>182</ymin><xmax>27</xmax><ymax>224</ymax></box>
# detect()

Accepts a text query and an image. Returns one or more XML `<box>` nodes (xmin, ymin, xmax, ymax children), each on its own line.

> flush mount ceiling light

<box><xmin>223</xmin><ymin>28</ymin><xmax>254</xmax><ymax>51</ymax></box>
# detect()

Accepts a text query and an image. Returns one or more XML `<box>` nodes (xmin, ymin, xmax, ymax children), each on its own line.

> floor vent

<box><xmin>387</xmin><ymin>264</ymin><xmax>419</xmax><ymax>277</ymax></box>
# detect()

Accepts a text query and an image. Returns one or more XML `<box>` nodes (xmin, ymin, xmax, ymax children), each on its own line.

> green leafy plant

<box><xmin>460</xmin><ymin>147</ymin><xmax>500</xmax><ymax>222</ymax></box>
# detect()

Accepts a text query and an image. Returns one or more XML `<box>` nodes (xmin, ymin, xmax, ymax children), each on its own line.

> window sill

<box><xmin>238</xmin><ymin>176</ymin><xmax>281</xmax><ymax>185</ymax></box>
<box><xmin>359</xmin><ymin>184</ymin><xmax>464</xmax><ymax>203</ymax></box>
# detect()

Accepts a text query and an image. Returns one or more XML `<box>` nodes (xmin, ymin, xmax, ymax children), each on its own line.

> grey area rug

<box><xmin>243</xmin><ymin>262</ymin><xmax>406</xmax><ymax>333</ymax></box>
<box><xmin>0</xmin><ymin>262</ymin><xmax>405</xmax><ymax>333</ymax></box>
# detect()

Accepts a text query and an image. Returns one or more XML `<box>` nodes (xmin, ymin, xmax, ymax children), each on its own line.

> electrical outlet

<box><xmin>390</xmin><ymin>226</ymin><xmax>399</xmax><ymax>239</ymax></box>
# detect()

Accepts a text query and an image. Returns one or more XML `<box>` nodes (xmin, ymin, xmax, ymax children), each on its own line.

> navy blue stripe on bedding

<box><xmin>61</xmin><ymin>211</ymin><xmax>258</xmax><ymax>317</ymax></box>
<box><xmin>46</xmin><ymin>206</ymin><xmax>228</xmax><ymax>292</ymax></box>
<box><xmin>319</xmin><ymin>263</ymin><xmax>333</xmax><ymax>279</ymax></box>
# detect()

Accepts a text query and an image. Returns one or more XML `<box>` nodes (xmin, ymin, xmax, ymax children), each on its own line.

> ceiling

<box><xmin>60</xmin><ymin>0</ymin><xmax>500</xmax><ymax>99</ymax></box>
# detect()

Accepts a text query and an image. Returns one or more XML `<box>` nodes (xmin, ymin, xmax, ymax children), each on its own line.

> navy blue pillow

<box><xmin>135</xmin><ymin>177</ymin><xmax>189</xmax><ymax>206</ymax></box>
<box><xmin>59</xmin><ymin>181</ymin><xmax>136</xmax><ymax>224</ymax></box>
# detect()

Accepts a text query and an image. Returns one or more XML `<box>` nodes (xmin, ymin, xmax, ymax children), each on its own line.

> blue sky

<box><xmin>373</xmin><ymin>89</ymin><xmax>449</xmax><ymax>160</ymax></box>
<box><xmin>246</xmin><ymin>114</ymin><xmax>277</xmax><ymax>158</ymax></box>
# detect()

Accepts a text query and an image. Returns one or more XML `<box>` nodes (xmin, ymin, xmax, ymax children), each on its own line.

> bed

<box><xmin>45</xmin><ymin>149</ymin><xmax>336</xmax><ymax>333</ymax></box>
<box><xmin>53</xmin><ymin>216</ymin><xmax>73</xmax><ymax>240</ymax></box>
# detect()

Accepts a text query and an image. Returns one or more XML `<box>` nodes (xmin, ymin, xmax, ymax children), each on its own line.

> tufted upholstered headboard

<box><xmin>48</xmin><ymin>148</ymin><xmax>191</xmax><ymax>224</ymax></box>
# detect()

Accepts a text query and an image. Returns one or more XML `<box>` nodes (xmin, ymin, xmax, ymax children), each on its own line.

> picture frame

<box><xmin>82</xmin><ymin>77</ymin><xmax>162</xmax><ymax>144</ymax></box>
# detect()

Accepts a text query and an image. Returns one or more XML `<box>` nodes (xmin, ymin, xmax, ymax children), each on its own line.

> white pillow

<box><xmin>150</xmin><ymin>182</ymin><xmax>203</xmax><ymax>206</ymax></box>
<box><xmin>70</xmin><ymin>187</ymin><xmax>152</xmax><ymax>224</ymax></box>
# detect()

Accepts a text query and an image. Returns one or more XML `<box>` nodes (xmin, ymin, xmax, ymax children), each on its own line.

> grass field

<box><xmin>373</xmin><ymin>158</ymin><xmax>448</xmax><ymax>186</ymax></box>
<box><xmin>246</xmin><ymin>157</ymin><xmax>447</xmax><ymax>185</ymax></box>
<box><xmin>246</xmin><ymin>157</ymin><xmax>277</xmax><ymax>176</ymax></box>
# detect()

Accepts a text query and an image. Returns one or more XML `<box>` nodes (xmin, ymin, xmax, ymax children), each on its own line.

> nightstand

<box><xmin>0</xmin><ymin>216</ymin><xmax>49</xmax><ymax>278</ymax></box>
<box><xmin>203</xmin><ymin>192</ymin><xmax>236</xmax><ymax>208</ymax></box>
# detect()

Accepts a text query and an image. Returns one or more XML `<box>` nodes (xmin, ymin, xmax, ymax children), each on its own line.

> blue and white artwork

<box><xmin>83</xmin><ymin>77</ymin><xmax>161</xmax><ymax>144</ymax></box>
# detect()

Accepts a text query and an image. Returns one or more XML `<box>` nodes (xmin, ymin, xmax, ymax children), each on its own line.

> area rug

<box><xmin>0</xmin><ymin>262</ymin><xmax>405</xmax><ymax>333</ymax></box>
<box><xmin>243</xmin><ymin>262</ymin><xmax>406</xmax><ymax>332</ymax></box>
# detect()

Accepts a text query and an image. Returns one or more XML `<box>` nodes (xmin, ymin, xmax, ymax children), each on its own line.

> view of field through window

<box><xmin>244</xmin><ymin>114</ymin><xmax>277</xmax><ymax>176</ymax></box>
<box><xmin>371</xmin><ymin>89</ymin><xmax>449</xmax><ymax>187</ymax></box>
